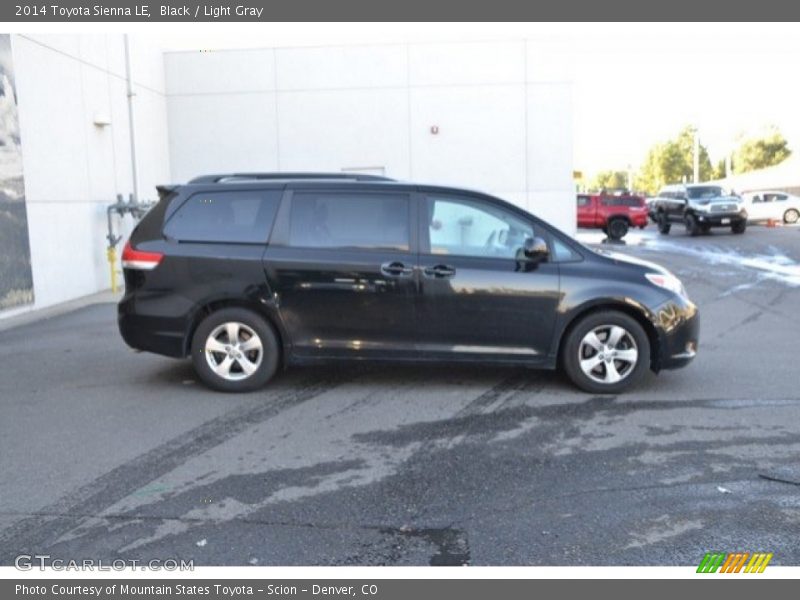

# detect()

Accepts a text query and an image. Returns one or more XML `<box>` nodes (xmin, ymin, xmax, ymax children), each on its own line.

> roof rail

<box><xmin>188</xmin><ymin>172</ymin><xmax>395</xmax><ymax>184</ymax></box>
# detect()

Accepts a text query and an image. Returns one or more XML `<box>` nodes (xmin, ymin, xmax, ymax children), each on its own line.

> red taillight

<box><xmin>121</xmin><ymin>241</ymin><xmax>163</xmax><ymax>271</ymax></box>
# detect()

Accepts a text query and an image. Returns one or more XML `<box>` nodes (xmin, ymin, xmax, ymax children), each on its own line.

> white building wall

<box><xmin>165</xmin><ymin>40</ymin><xmax>575</xmax><ymax>233</ymax></box>
<box><xmin>4</xmin><ymin>34</ymin><xmax>170</xmax><ymax>318</ymax></box>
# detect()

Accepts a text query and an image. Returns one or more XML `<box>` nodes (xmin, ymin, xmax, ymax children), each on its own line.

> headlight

<box><xmin>645</xmin><ymin>272</ymin><xmax>687</xmax><ymax>297</ymax></box>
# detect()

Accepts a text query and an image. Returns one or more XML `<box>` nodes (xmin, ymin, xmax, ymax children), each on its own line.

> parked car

<box><xmin>741</xmin><ymin>190</ymin><xmax>800</xmax><ymax>224</ymax></box>
<box><xmin>576</xmin><ymin>193</ymin><xmax>649</xmax><ymax>240</ymax></box>
<box><xmin>649</xmin><ymin>184</ymin><xmax>748</xmax><ymax>236</ymax></box>
<box><xmin>119</xmin><ymin>173</ymin><xmax>698</xmax><ymax>394</ymax></box>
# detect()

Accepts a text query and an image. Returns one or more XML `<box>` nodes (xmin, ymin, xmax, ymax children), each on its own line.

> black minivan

<box><xmin>119</xmin><ymin>173</ymin><xmax>698</xmax><ymax>394</ymax></box>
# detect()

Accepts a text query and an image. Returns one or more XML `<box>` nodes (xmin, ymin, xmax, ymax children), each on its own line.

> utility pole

<box><xmin>693</xmin><ymin>128</ymin><xmax>700</xmax><ymax>183</ymax></box>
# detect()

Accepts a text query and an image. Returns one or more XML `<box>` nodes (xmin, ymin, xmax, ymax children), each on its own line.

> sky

<box><xmin>144</xmin><ymin>22</ymin><xmax>800</xmax><ymax>177</ymax></box>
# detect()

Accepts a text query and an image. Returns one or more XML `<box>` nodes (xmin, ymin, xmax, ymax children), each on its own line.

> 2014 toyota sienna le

<box><xmin>118</xmin><ymin>173</ymin><xmax>698</xmax><ymax>394</ymax></box>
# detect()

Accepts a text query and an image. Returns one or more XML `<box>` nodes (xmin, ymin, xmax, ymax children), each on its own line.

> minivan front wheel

<box><xmin>562</xmin><ymin>311</ymin><xmax>650</xmax><ymax>394</ymax></box>
<box><xmin>191</xmin><ymin>308</ymin><xmax>279</xmax><ymax>392</ymax></box>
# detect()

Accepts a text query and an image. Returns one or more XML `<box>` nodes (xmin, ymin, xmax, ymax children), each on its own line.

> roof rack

<box><xmin>188</xmin><ymin>172</ymin><xmax>395</xmax><ymax>184</ymax></box>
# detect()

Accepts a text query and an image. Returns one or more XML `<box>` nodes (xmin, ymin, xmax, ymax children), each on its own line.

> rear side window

<box><xmin>577</xmin><ymin>195</ymin><xmax>591</xmax><ymax>207</ymax></box>
<box><xmin>288</xmin><ymin>192</ymin><xmax>410</xmax><ymax>251</ymax></box>
<box><xmin>164</xmin><ymin>190</ymin><xmax>281</xmax><ymax>243</ymax></box>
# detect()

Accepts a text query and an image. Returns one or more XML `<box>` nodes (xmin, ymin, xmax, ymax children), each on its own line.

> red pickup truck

<box><xmin>577</xmin><ymin>193</ymin><xmax>649</xmax><ymax>240</ymax></box>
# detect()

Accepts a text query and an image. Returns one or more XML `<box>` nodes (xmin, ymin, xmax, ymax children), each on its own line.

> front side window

<box><xmin>164</xmin><ymin>190</ymin><xmax>281</xmax><ymax>243</ymax></box>
<box><xmin>288</xmin><ymin>192</ymin><xmax>410</xmax><ymax>251</ymax></box>
<box><xmin>425</xmin><ymin>196</ymin><xmax>535</xmax><ymax>260</ymax></box>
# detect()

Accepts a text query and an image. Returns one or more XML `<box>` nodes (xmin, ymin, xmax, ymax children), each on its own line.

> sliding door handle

<box><xmin>381</xmin><ymin>261</ymin><xmax>414</xmax><ymax>277</ymax></box>
<box><xmin>423</xmin><ymin>264</ymin><xmax>456</xmax><ymax>278</ymax></box>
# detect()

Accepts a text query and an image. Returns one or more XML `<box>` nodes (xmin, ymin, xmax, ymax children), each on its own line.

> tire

<box><xmin>700</xmin><ymin>223</ymin><xmax>711</xmax><ymax>234</ymax></box>
<box><xmin>607</xmin><ymin>218</ymin><xmax>629</xmax><ymax>240</ymax></box>
<box><xmin>190</xmin><ymin>307</ymin><xmax>280</xmax><ymax>392</ymax></box>
<box><xmin>731</xmin><ymin>220</ymin><xmax>747</xmax><ymax>234</ymax></box>
<box><xmin>562</xmin><ymin>310</ymin><xmax>651</xmax><ymax>394</ymax></box>
<box><xmin>657</xmin><ymin>213</ymin><xmax>671</xmax><ymax>234</ymax></box>
<box><xmin>784</xmin><ymin>209</ymin><xmax>800</xmax><ymax>224</ymax></box>
<box><xmin>685</xmin><ymin>214</ymin><xmax>700</xmax><ymax>236</ymax></box>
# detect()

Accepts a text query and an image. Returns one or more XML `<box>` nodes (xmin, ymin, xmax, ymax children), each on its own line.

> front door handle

<box><xmin>380</xmin><ymin>261</ymin><xmax>413</xmax><ymax>277</ymax></box>
<box><xmin>423</xmin><ymin>264</ymin><xmax>456</xmax><ymax>278</ymax></box>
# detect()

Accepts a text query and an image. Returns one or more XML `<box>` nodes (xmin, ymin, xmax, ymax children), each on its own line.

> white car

<box><xmin>742</xmin><ymin>190</ymin><xmax>800</xmax><ymax>224</ymax></box>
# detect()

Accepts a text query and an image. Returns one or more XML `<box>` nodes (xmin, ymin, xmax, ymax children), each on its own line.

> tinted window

<box><xmin>687</xmin><ymin>186</ymin><xmax>723</xmax><ymax>199</ymax></box>
<box><xmin>289</xmin><ymin>192</ymin><xmax>409</xmax><ymax>251</ymax></box>
<box><xmin>164</xmin><ymin>190</ymin><xmax>281</xmax><ymax>243</ymax></box>
<box><xmin>426</xmin><ymin>196</ymin><xmax>536</xmax><ymax>259</ymax></box>
<box><xmin>601</xmin><ymin>196</ymin><xmax>643</xmax><ymax>207</ymax></box>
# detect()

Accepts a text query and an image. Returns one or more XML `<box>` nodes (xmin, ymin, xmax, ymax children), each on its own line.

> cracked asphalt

<box><xmin>1</xmin><ymin>226</ymin><xmax>799</xmax><ymax>566</ymax></box>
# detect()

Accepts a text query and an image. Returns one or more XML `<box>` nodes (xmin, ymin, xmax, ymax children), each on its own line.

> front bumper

<box><xmin>694</xmin><ymin>211</ymin><xmax>746</xmax><ymax>227</ymax></box>
<box><xmin>652</xmin><ymin>296</ymin><xmax>699</xmax><ymax>370</ymax></box>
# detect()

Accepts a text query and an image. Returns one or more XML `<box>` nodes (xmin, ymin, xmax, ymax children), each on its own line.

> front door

<box><xmin>264</xmin><ymin>188</ymin><xmax>418</xmax><ymax>359</ymax></box>
<box><xmin>415</xmin><ymin>193</ymin><xmax>561</xmax><ymax>362</ymax></box>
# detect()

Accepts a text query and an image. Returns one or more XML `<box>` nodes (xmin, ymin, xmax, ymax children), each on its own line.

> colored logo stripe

<box><xmin>697</xmin><ymin>553</ymin><xmax>726</xmax><ymax>573</ymax></box>
<box><xmin>697</xmin><ymin>552</ymin><xmax>772</xmax><ymax>573</ymax></box>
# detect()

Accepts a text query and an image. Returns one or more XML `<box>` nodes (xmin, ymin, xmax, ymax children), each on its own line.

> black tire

<box><xmin>731</xmin><ymin>220</ymin><xmax>747</xmax><ymax>234</ymax></box>
<box><xmin>657</xmin><ymin>213</ymin><xmax>671</xmax><ymax>234</ymax></box>
<box><xmin>700</xmin><ymin>223</ymin><xmax>712</xmax><ymax>234</ymax></box>
<box><xmin>685</xmin><ymin>214</ymin><xmax>700</xmax><ymax>236</ymax></box>
<box><xmin>190</xmin><ymin>307</ymin><xmax>280</xmax><ymax>392</ymax></box>
<box><xmin>784</xmin><ymin>209</ymin><xmax>800</xmax><ymax>224</ymax></box>
<box><xmin>607</xmin><ymin>218</ymin><xmax>629</xmax><ymax>240</ymax></box>
<box><xmin>562</xmin><ymin>310</ymin><xmax>651</xmax><ymax>394</ymax></box>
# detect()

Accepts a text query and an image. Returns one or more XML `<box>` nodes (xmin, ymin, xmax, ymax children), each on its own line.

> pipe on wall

<box><xmin>123</xmin><ymin>34</ymin><xmax>140</xmax><ymax>203</ymax></box>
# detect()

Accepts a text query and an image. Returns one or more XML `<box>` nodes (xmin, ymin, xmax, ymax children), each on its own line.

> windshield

<box><xmin>687</xmin><ymin>186</ymin><xmax>724</xmax><ymax>200</ymax></box>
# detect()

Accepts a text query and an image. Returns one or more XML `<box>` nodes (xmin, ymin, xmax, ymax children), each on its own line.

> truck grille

<box><xmin>711</xmin><ymin>204</ymin><xmax>737</xmax><ymax>212</ymax></box>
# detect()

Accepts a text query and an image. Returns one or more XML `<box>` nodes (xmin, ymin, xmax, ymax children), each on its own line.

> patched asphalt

<box><xmin>1</xmin><ymin>225</ymin><xmax>799</xmax><ymax>566</ymax></box>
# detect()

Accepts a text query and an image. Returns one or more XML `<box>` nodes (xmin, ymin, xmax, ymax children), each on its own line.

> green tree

<box><xmin>591</xmin><ymin>170</ymin><xmax>628</xmax><ymax>191</ymax></box>
<box><xmin>732</xmin><ymin>127</ymin><xmax>791</xmax><ymax>174</ymax></box>
<box><xmin>712</xmin><ymin>158</ymin><xmax>727</xmax><ymax>180</ymax></box>
<box><xmin>635</xmin><ymin>126</ymin><xmax>713</xmax><ymax>195</ymax></box>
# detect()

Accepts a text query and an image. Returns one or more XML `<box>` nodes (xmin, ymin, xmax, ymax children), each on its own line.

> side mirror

<box><xmin>523</xmin><ymin>237</ymin><xmax>549</xmax><ymax>260</ymax></box>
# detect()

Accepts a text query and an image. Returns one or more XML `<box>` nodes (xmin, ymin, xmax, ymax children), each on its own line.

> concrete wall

<box><xmin>164</xmin><ymin>40</ymin><xmax>575</xmax><ymax>233</ymax></box>
<box><xmin>0</xmin><ymin>37</ymin><xmax>574</xmax><ymax>321</ymax></box>
<box><xmin>3</xmin><ymin>34</ymin><xmax>170</xmax><ymax>318</ymax></box>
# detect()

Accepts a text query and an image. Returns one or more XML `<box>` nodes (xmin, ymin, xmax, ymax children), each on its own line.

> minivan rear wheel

<box><xmin>191</xmin><ymin>308</ymin><xmax>279</xmax><ymax>392</ymax></box>
<box><xmin>562</xmin><ymin>311</ymin><xmax>650</xmax><ymax>394</ymax></box>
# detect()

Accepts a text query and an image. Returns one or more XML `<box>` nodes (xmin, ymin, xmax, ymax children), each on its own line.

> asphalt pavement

<box><xmin>1</xmin><ymin>225</ymin><xmax>799</xmax><ymax>566</ymax></box>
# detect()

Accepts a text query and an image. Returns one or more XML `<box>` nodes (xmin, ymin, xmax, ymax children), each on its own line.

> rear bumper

<box><xmin>653</xmin><ymin>297</ymin><xmax>699</xmax><ymax>371</ymax></box>
<box><xmin>118</xmin><ymin>292</ymin><xmax>190</xmax><ymax>358</ymax></box>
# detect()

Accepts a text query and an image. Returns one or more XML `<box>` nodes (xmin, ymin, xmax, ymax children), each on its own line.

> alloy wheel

<box><xmin>578</xmin><ymin>325</ymin><xmax>639</xmax><ymax>384</ymax></box>
<box><xmin>204</xmin><ymin>321</ymin><xmax>264</xmax><ymax>381</ymax></box>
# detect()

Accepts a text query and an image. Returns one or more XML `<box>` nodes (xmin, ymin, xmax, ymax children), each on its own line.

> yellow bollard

<box><xmin>107</xmin><ymin>246</ymin><xmax>118</xmax><ymax>293</ymax></box>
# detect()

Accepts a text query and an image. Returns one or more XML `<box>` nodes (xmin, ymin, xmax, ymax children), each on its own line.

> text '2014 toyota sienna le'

<box><xmin>118</xmin><ymin>173</ymin><xmax>698</xmax><ymax>394</ymax></box>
